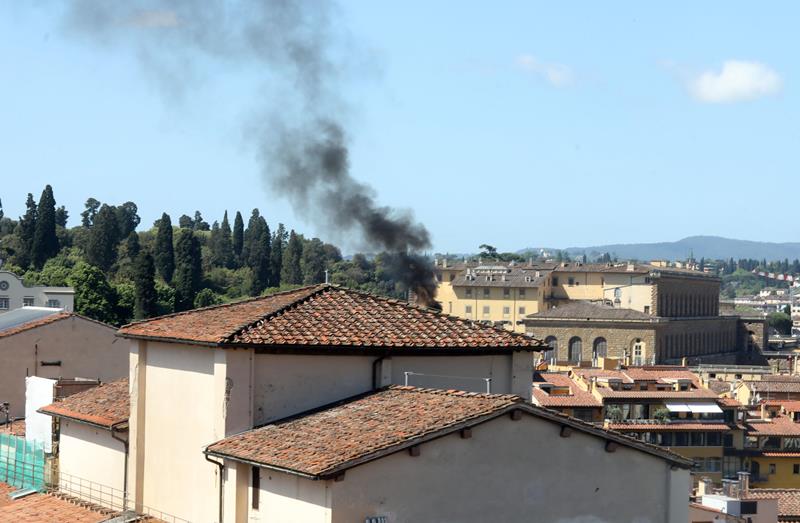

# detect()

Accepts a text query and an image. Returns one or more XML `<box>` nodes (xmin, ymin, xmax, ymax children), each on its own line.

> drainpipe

<box><xmin>205</xmin><ymin>452</ymin><xmax>225</xmax><ymax>523</ymax></box>
<box><xmin>110</xmin><ymin>422</ymin><xmax>129</xmax><ymax>511</ymax></box>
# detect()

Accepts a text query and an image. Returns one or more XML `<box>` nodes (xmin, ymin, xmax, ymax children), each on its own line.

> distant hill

<box><xmin>520</xmin><ymin>236</ymin><xmax>800</xmax><ymax>262</ymax></box>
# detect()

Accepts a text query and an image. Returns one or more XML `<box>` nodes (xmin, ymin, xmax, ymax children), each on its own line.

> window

<box><xmin>632</xmin><ymin>339</ymin><xmax>644</xmax><ymax>366</ymax></box>
<box><xmin>465</xmin><ymin>288</ymin><xmax>473</xmax><ymax>298</ymax></box>
<box><xmin>251</xmin><ymin>466</ymin><xmax>260</xmax><ymax>509</ymax></box>
<box><xmin>573</xmin><ymin>408</ymin><xmax>594</xmax><ymax>422</ymax></box>
<box><xmin>483</xmin><ymin>288</ymin><xmax>490</xmax><ymax>298</ymax></box>
<box><xmin>593</xmin><ymin>338</ymin><xmax>608</xmax><ymax>359</ymax></box>
<box><xmin>46</xmin><ymin>299</ymin><xmax>61</xmax><ymax>308</ymax></box>
<box><xmin>706</xmin><ymin>433</ymin><xmax>722</xmax><ymax>446</ymax></box>
<box><xmin>518</xmin><ymin>306</ymin><xmax>526</xmax><ymax>316</ymax></box>
<box><xmin>482</xmin><ymin>306</ymin><xmax>490</xmax><ymax>318</ymax></box>
<box><xmin>674</xmin><ymin>433</ymin><xmax>689</xmax><ymax>446</ymax></box>
<box><xmin>519</xmin><ymin>289</ymin><xmax>526</xmax><ymax>298</ymax></box>
<box><xmin>643</xmin><ymin>306</ymin><xmax>650</xmax><ymax>314</ymax></box>
<box><xmin>23</xmin><ymin>297</ymin><xmax>34</xmax><ymax>307</ymax></box>
<box><xmin>706</xmin><ymin>458</ymin><xmax>721</xmax><ymax>473</ymax></box>
<box><xmin>552</xmin><ymin>277</ymin><xmax>559</xmax><ymax>286</ymax></box>
<box><xmin>765</xmin><ymin>437</ymin><xmax>781</xmax><ymax>450</ymax></box>
<box><xmin>568</xmin><ymin>337</ymin><xmax>582</xmax><ymax>363</ymax></box>
<box><xmin>502</xmin><ymin>306</ymin><xmax>510</xmax><ymax>318</ymax></box>
<box><xmin>794</xmin><ymin>464</ymin><xmax>800</xmax><ymax>475</ymax></box>
<box><xmin>503</xmin><ymin>288</ymin><xmax>510</xmax><ymax>299</ymax></box>
<box><xmin>660</xmin><ymin>433</ymin><xmax>673</xmax><ymax>446</ymax></box>
<box><xmin>723</xmin><ymin>434</ymin><xmax>734</xmax><ymax>448</ymax></box>
<box><xmin>740</xmin><ymin>501</ymin><xmax>757</xmax><ymax>515</ymax></box>
<box><xmin>769</xmin><ymin>463</ymin><xmax>777</xmax><ymax>475</ymax></box>
<box><xmin>544</xmin><ymin>336</ymin><xmax>558</xmax><ymax>361</ymax></box>
<box><xmin>568</xmin><ymin>277</ymin><xmax>575</xmax><ymax>287</ymax></box>
<box><xmin>614</xmin><ymin>288</ymin><xmax>622</xmax><ymax>299</ymax></box>
<box><xmin>690</xmin><ymin>432</ymin><xmax>704</xmax><ymax>446</ymax></box>
<box><xmin>465</xmin><ymin>305</ymin><xmax>473</xmax><ymax>318</ymax></box>
<box><xmin>449</xmin><ymin>273</ymin><xmax>455</xmax><ymax>282</ymax></box>
<box><xmin>0</xmin><ymin>297</ymin><xmax>8</xmax><ymax>310</ymax></box>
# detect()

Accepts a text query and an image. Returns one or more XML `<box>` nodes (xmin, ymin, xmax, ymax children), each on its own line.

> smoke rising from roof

<box><xmin>57</xmin><ymin>0</ymin><xmax>437</xmax><ymax>305</ymax></box>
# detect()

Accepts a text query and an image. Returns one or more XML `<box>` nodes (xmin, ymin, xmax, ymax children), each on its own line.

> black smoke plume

<box><xmin>56</xmin><ymin>0</ymin><xmax>438</xmax><ymax>305</ymax></box>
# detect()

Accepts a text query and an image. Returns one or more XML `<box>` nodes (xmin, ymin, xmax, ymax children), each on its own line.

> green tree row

<box><xmin>0</xmin><ymin>187</ymin><xmax>414</xmax><ymax>325</ymax></box>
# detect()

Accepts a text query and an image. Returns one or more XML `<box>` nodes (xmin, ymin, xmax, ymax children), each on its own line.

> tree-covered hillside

<box><xmin>0</xmin><ymin>187</ymin><xmax>412</xmax><ymax>325</ymax></box>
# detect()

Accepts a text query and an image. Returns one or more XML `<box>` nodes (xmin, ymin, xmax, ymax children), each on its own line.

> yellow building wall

<box><xmin>435</xmin><ymin>279</ymin><xmax>543</xmax><ymax>333</ymax></box>
<box><xmin>750</xmin><ymin>457</ymin><xmax>800</xmax><ymax>488</ymax></box>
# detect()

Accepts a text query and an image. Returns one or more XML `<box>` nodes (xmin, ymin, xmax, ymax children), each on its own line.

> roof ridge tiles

<box><xmin>387</xmin><ymin>384</ymin><xmax>523</xmax><ymax>402</ymax></box>
<box><xmin>120</xmin><ymin>283</ymin><xmax>327</xmax><ymax>336</ymax></box>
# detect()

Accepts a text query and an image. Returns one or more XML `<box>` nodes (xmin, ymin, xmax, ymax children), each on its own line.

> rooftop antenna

<box><xmin>324</xmin><ymin>269</ymin><xmax>329</xmax><ymax>284</ymax></box>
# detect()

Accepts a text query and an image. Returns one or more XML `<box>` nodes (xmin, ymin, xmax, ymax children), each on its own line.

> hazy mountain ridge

<box><xmin>520</xmin><ymin>236</ymin><xmax>800</xmax><ymax>262</ymax></box>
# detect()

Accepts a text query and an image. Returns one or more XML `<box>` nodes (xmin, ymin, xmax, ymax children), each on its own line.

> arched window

<box><xmin>568</xmin><ymin>337</ymin><xmax>582</xmax><ymax>363</ymax></box>
<box><xmin>544</xmin><ymin>336</ymin><xmax>558</xmax><ymax>361</ymax></box>
<box><xmin>593</xmin><ymin>337</ymin><xmax>608</xmax><ymax>359</ymax></box>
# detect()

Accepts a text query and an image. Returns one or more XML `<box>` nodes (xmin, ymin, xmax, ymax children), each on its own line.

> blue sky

<box><xmin>0</xmin><ymin>2</ymin><xmax>796</xmax><ymax>254</ymax></box>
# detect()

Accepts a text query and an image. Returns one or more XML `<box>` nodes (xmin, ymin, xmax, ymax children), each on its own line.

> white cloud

<box><xmin>516</xmin><ymin>54</ymin><xmax>574</xmax><ymax>87</ymax></box>
<box><xmin>688</xmin><ymin>60</ymin><xmax>781</xmax><ymax>103</ymax></box>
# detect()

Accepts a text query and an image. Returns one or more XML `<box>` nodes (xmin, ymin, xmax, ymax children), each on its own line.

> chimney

<box><xmin>738</xmin><ymin>471</ymin><xmax>750</xmax><ymax>496</ymax></box>
<box><xmin>626</xmin><ymin>262</ymin><xmax>635</xmax><ymax>272</ymax></box>
<box><xmin>697</xmin><ymin>477</ymin><xmax>713</xmax><ymax>497</ymax></box>
<box><xmin>443</xmin><ymin>258</ymin><xmax>448</xmax><ymax>268</ymax></box>
<box><xmin>761</xmin><ymin>403</ymin><xmax>769</xmax><ymax>420</ymax></box>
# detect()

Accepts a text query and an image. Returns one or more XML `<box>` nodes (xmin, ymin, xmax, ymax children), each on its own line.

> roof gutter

<box><xmin>204</xmin><ymin>452</ymin><xmax>225</xmax><ymax>523</ymax></box>
<box><xmin>37</xmin><ymin>409</ymin><xmax>127</xmax><ymax>432</ymax></box>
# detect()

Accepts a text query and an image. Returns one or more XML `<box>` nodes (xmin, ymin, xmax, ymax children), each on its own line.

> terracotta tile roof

<box><xmin>761</xmin><ymin>452</ymin><xmax>800</xmax><ymax>457</ymax></box>
<box><xmin>595</xmin><ymin>389</ymin><xmax>720</xmax><ymax>400</ymax></box>
<box><xmin>119</xmin><ymin>285</ymin><xmax>543</xmax><ymax>350</ymax></box>
<box><xmin>608</xmin><ymin>422</ymin><xmax>731</xmax><ymax>431</ymax></box>
<box><xmin>0</xmin><ymin>483</ymin><xmax>108</xmax><ymax>522</ymax></box>
<box><xmin>572</xmin><ymin>368</ymin><xmax>634</xmax><ymax>383</ymax></box>
<box><xmin>748</xmin><ymin>489</ymin><xmax>800</xmax><ymax>518</ymax></box>
<box><xmin>707</xmin><ymin>380</ymin><xmax>734</xmax><ymax>394</ymax></box>
<box><xmin>531</xmin><ymin>373</ymin><xmax>601</xmax><ymax>408</ymax></box>
<box><xmin>207</xmin><ymin>386</ymin><xmax>693</xmax><ymax>476</ymax></box>
<box><xmin>526</xmin><ymin>302</ymin><xmax>657</xmax><ymax>322</ymax></box>
<box><xmin>207</xmin><ymin>386</ymin><xmax>523</xmax><ymax>477</ymax></box>
<box><xmin>39</xmin><ymin>378</ymin><xmax>129</xmax><ymax>429</ymax></box>
<box><xmin>0</xmin><ymin>312</ymin><xmax>72</xmax><ymax>339</ymax></box>
<box><xmin>746</xmin><ymin>416</ymin><xmax>800</xmax><ymax>436</ymax></box>
<box><xmin>0</xmin><ymin>420</ymin><xmax>25</xmax><ymax>437</ymax></box>
<box><xmin>746</xmin><ymin>378</ymin><xmax>800</xmax><ymax>394</ymax></box>
<box><xmin>622</xmin><ymin>367</ymin><xmax>701</xmax><ymax>385</ymax></box>
<box><xmin>719</xmin><ymin>397</ymin><xmax>744</xmax><ymax>408</ymax></box>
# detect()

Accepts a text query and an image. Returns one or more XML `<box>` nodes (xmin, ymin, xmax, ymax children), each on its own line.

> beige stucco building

<box><xmin>116</xmin><ymin>284</ymin><xmax>542</xmax><ymax>522</ymax></box>
<box><xmin>207</xmin><ymin>386</ymin><xmax>692</xmax><ymax>523</ymax></box>
<box><xmin>0</xmin><ymin>309</ymin><xmax>126</xmax><ymax>418</ymax></box>
<box><xmin>0</xmin><ymin>270</ymin><xmax>74</xmax><ymax>312</ymax></box>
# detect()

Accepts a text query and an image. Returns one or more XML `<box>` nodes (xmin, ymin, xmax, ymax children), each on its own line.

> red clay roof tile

<box><xmin>119</xmin><ymin>285</ymin><xmax>543</xmax><ymax>350</ymax></box>
<box><xmin>39</xmin><ymin>379</ymin><xmax>129</xmax><ymax>429</ymax></box>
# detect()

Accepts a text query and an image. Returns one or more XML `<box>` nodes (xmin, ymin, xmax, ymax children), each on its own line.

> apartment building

<box><xmin>0</xmin><ymin>270</ymin><xmax>74</xmax><ymax>313</ymax></box>
<box><xmin>532</xmin><ymin>364</ymin><xmax>743</xmax><ymax>483</ymax></box>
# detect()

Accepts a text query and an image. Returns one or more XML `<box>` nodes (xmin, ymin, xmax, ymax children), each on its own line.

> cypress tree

<box><xmin>209</xmin><ymin>221</ymin><xmax>221</xmax><ymax>267</ymax></box>
<box><xmin>126</xmin><ymin>231</ymin><xmax>141</xmax><ymax>259</ymax></box>
<box><xmin>134</xmin><ymin>251</ymin><xmax>158</xmax><ymax>319</ymax></box>
<box><xmin>155</xmin><ymin>213</ymin><xmax>175</xmax><ymax>283</ymax></box>
<box><xmin>243</xmin><ymin>210</ymin><xmax>271</xmax><ymax>295</ymax></box>
<box><xmin>17</xmin><ymin>193</ymin><xmax>37</xmax><ymax>268</ymax></box>
<box><xmin>86</xmin><ymin>204</ymin><xmax>120</xmax><ymax>272</ymax></box>
<box><xmin>219</xmin><ymin>211</ymin><xmax>234</xmax><ymax>268</ymax></box>
<box><xmin>301</xmin><ymin>237</ymin><xmax>326</xmax><ymax>284</ymax></box>
<box><xmin>270</xmin><ymin>223</ymin><xmax>287</xmax><ymax>287</ymax></box>
<box><xmin>80</xmin><ymin>198</ymin><xmax>101</xmax><ymax>228</ymax></box>
<box><xmin>174</xmin><ymin>229</ymin><xmax>202</xmax><ymax>311</ymax></box>
<box><xmin>31</xmin><ymin>185</ymin><xmax>59</xmax><ymax>269</ymax></box>
<box><xmin>281</xmin><ymin>230</ymin><xmax>303</xmax><ymax>285</ymax></box>
<box><xmin>232</xmin><ymin>211</ymin><xmax>244</xmax><ymax>266</ymax></box>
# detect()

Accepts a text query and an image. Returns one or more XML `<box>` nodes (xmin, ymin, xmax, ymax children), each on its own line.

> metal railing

<box><xmin>0</xmin><ymin>433</ymin><xmax>45</xmax><ymax>490</ymax></box>
<box><xmin>48</xmin><ymin>470</ymin><xmax>190</xmax><ymax>523</ymax></box>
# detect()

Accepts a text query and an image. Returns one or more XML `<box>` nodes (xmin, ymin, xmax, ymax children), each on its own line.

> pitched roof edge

<box><xmin>206</xmin><ymin>388</ymin><xmax>691</xmax><ymax>478</ymax></box>
<box><xmin>117</xmin><ymin>284</ymin><xmax>327</xmax><ymax>342</ymax></box>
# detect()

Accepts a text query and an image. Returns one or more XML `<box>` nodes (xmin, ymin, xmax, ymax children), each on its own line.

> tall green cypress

<box><xmin>243</xmin><ymin>210</ymin><xmax>271</xmax><ymax>295</ymax></box>
<box><xmin>174</xmin><ymin>229</ymin><xmax>202</xmax><ymax>311</ymax></box>
<box><xmin>232</xmin><ymin>211</ymin><xmax>244</xmax><ymax>267</ymax></box>
<box><xmin>126</xmin><ymin>231</ymin><xmax>141</xmax><ymax>259</ymax></box>
<box><xmin>134</xmin><ymin>251</ymin><xmax>158</xmax><ymax>319</ymax></box>
<box><xmin>219</xmin><ymin>211</ymin><xmax>234</xmax><ymax>269</ymax></box>
<box><xmin>301</xmin><ymin>237</ymin><xmax>326</xmax><ymax>284</ymax></box>
<box><xmin>281</xmin><ymin>230</ymin><xmax>303</xmax><ymax>285</ymax></box>
<box><xmin>31</xmin><ymin>185</ymin><xmax>59</xmax><ymax>269</ymax></box>
<box><xmin>86</xmin><ymin>204</ymin><xmax>120</xmax><ymax>272</ymax></box>
<box><xmin>155</xmin><ymin>213</ymin><xmax>175</xmax><ymax>283</ymax></box>
<box><xmin>16</xmin><ymin>193</ymin><xmax>37</xmax><ymax>268</ymax></box>
<box><xmin>270</xmin><ymin>223</ymin><xmax>287</xmax><ymax>287</ymax></box>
